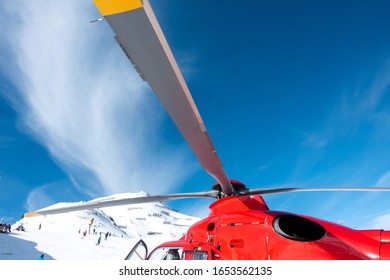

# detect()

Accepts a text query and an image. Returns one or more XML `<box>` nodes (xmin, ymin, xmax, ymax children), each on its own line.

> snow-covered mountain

<box><xmin>0</xmin><ymin>192</ymin><xmax>200</xmax><ymax>260</ymax></box>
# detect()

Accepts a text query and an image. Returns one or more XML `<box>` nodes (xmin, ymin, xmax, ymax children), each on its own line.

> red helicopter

<box><xmin>31</xmin><ymin>0</ymin><xmax>390</xmax><ymax>260</ymax></box>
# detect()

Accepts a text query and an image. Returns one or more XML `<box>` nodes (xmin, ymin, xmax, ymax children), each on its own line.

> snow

<box><xmin>0</xmin><ymin>192</ymin><xmax>200</xmax><ymax>260</ymax></box>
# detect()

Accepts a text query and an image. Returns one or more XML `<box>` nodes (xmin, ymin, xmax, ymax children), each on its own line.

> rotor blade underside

<box><xmin>244</xmin><ymin>187</ymin><xmax>390</xmax><ymax>196</ymax></box>
<box><xmin>32</xmin><ymin>186</ymin><xmax>390</xmax><ymax>215</ymax></box>
<box><xmin>93</xmin><ymin>0</ymin><xmax>233</xmax><ymax>194</ymax></box>
<box><xmin>35</xmin><ymin>190</ymin><xmax>219</xmax><ymax>215</ymax></box>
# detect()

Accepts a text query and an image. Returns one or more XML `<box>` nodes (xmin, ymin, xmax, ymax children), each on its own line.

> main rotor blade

<box><xmin>241</xmin><ymin>186</ymin><xmax>390</xmax><ymax>196</ymax></box>
<box><xmin>93</xmin><ymin>1</ymin><xmax>233</xmax><ymax>194</ymax></box>
<box><xmin>34</xmin><ymin>190</ymin><xmax>219</xmax><ymax>215</ymax></box>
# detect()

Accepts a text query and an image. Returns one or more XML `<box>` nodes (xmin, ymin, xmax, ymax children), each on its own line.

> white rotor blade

<box><xmin>93</xmin><ymin>0</ymin><xmax>233</xmax><ymax>194</ymax></box>
<box><xmin>34</xmin><ymin>190</ymin><xmax>219</xmax><ymax>215</ymax></box>
<box><xmin>243</xmin><ymin>186</ymin><xmax>390</xmax><ymax>195</ymax></box>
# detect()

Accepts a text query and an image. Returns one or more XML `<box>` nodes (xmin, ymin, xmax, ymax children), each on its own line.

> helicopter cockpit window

<box><xmin>183</xmin><ymin>250</ymin><xmax>208</xmax><ymax>260</ymax></box>
<box><xmin>148</xmin><ymin>247</ymin><xmax>183</xmax><ymax>260</ymax></box>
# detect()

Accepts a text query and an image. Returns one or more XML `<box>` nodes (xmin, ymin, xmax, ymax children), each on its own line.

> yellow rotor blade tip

<box><xmin>93</xmin><ymin>0</ymin><xmax>143</xmax><ymax>16</ymax></box>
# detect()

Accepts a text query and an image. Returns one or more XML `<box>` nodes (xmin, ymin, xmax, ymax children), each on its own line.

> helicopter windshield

<box><xmin>148</xmin><ymin>247</ymin><xmax>183</xmax><ymax>260</ymax></box>
<box><xmin>183</xmin><ymin>250</ymin><xmax>208</xmax><ymax>260</ymax></box>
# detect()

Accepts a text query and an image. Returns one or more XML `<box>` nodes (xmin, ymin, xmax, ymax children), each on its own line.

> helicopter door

<box><xmin>124</xmin><ymin>239</ymin><xmax>148</xmax><ymax>260</ymax></box>
<box><xmin>215</xmin><ymin>215</ymin><xmax>268</xmax><ymax>259</ymax></box>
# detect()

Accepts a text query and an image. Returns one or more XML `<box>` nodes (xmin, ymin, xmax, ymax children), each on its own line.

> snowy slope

<box><xmin>0</xmin><ymin>192</ymin><xmax>200</xmax><ymax>260</ymax></box>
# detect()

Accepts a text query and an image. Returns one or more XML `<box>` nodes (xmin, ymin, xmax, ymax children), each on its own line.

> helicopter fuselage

<box><xmin>143</xmin><ymin>195</ymin><xmax>390</xmax><ymax>260</ymax></box>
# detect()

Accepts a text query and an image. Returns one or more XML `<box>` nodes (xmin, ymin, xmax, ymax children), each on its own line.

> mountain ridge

<box><xmin>0</xmin><ymin>191</ymin><xmax>200</xmax><ymax>259</ymax></box>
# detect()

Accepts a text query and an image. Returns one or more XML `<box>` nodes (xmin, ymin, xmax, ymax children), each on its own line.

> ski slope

<box><xmin>0</xmin><ymin>192</ymin><xmax>199</xmax><ymax>260</ymax></box>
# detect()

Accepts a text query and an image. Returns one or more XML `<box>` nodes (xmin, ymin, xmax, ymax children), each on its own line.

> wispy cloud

<box><xmin>24</xmin><ymin>179</ymin><xmax>81</xmax><ymax>212</ymax></box>
<box><xmin>369</xmin><ymin>213</ymin><xmax>390</xmax><ymax>230</ymax></box>
<box><xmin>375</xmin><ymin>171</ymin><xmax>390</xmax><ymax>187</ymax></box>
<box><xmin>291</xmin><ymin>61</ymin><xmax>390</xmax><ymax>184</ymax></box>
<box><xmin>300</xmin><ymin>60</ymin><xmax>390</xmax><ymax>150</ymax></box>
<box><xmin>0</xmin><ymin>119</ymin><xmax>19</xmax><ymax>148</ymax></box>
<box><xmin>1</xmin><ymin>1</ymin><xmax>197</xmax><ymax>206</ymax></box>
<box><xmin>177</xmin><ymin>198</ymin><xmax>215</xmax><ymax>219</ymax></box>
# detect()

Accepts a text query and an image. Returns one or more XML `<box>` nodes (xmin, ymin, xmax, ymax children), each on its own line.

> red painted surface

<box><xmin>145</xmin><ymin>186</ymin><xmax>390</xmax><ymax>260</ymax></box>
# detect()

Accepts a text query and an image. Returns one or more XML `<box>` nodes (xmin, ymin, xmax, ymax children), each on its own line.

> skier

<box><xmin>88</xmin><ymin>218</ymin><xmax>94</xmax><ymax>234</ymax></box>
<box><xmin>96</xmin><ymin>235</ymin><xmax>102</xmax><ymax>246</ymax></box>
<box><xmin>37</xmin><ymin>254</ymin><xmax>44</xmax><ymax>260</ymax></box>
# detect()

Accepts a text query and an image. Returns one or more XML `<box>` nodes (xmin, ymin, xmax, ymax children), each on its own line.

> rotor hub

<box><xmin>212</xmin><ymin>180</ymin><xmax>248</xmax><ymax>195</ymax></box>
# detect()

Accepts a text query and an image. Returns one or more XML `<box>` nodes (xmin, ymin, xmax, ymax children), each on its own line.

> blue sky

<box><xmin>1</xmin><ymin>0</ymin><xmax>390</xmax><ymax>229</ymax></box>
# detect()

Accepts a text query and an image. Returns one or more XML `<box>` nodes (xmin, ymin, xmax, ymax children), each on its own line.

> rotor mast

<box><xmin>93</xmin><ymin>0</ymin><xmax>233</xmax><ymax>194</ymax></box>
